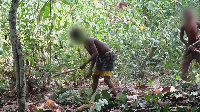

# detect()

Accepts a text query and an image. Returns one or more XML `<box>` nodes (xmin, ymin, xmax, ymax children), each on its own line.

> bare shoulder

<box><xmin>87</xmin><ymin>37</ymin><xmax>96</xmax><ymax>44</ymax></box>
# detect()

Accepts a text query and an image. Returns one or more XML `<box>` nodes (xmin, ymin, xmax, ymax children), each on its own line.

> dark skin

<box><xmin>80</xmin><ymin>37</ymin><xmax>117</xmax><ymax>97</ymax></box>
<box><xmin>180</xmin><ymin>10</ymin><xmax>200</xmax><ymax>51</ymax></box>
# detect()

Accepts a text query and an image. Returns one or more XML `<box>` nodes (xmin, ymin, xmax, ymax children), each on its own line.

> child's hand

<box><xmin>86</xmin><ymin>69</ymin><xmax>92</xmax><ymax>78</ymax></box>
<box><xmin>80</xmin><ymin>63</ymin><xmax>87</xmax><ymax>69</ymax></box>
<box><xmin>188</xmin><ymin>45</ymin><xmax>197</xmax><ymax>51</ymax></box>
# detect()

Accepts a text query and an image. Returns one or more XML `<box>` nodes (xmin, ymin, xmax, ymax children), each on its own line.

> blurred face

<box><xmin>72</xmin><ymin>35</ymin><xmax>86</xmax><ymax>44</ymax></box>
<box><xmin>70</xmin><ymin>29</ymin><xmax>87</xmax><ymax>44</ymax></box>
<box><xmin>184</xmin><ymin>10</ymin><xmax>194</xmax><ymax>21</ymax></box>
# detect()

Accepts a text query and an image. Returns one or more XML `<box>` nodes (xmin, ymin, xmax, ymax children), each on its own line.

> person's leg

<box><xmin>104</xmin><ymin>76</ymin><xmax>117</xmax><ymax>97</ymax></box>
<box><xmin>181</xmin><ymin>52</ymin><xmax>193</xmax><ymax>80</ymax></box>
<box><xmin>92</xmin><ymin>75</ymin><xmax>100</xmax><ymax>94</ymax></box>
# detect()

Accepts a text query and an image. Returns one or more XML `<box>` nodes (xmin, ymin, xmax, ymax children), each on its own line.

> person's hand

<box><xmin>80</xmin><ymin>63</ymin><xmax>87</xmax><ymax>69</ymax></box>
<box><xmin>86</xmin><ymin>69</ymin><xmax>92</xmax><ymax>78</ymax></box>
<box><xmin>188</xmin><ymin>45</ymin><xmax>197</xmax><ymax>51</ymax></box>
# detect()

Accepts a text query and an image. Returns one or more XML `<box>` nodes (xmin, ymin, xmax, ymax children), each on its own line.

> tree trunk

<box><xmin>9</xmin><ymin>0</ymin><xmax>26</xmax><ymax>111</ymax></box>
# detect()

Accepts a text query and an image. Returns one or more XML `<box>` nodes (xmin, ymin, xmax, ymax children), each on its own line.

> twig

<box><xmin>53</xmin><ymin>67</ymin><xmax>80</xmax><ymax>77</ymax></box>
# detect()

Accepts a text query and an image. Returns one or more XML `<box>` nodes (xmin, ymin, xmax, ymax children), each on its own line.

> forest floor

<box><xmin>0</xmin><ymin>75</ymin><xmax>200</xmax><ymax>112</ymax></box>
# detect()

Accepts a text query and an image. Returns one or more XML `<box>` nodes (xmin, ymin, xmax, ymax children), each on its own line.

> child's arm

<box><xmin>80</xmin><ymin>39</ymin><xmax>98</xmax><ymax>69</ymax></box>
<box><xmin>86</xmin><ymin>59</ymin><xmax>96</xmax><ymax>78</ymax></box>
<box><xmin>89</xmin><ymin>59</ymin><xmax>96</xmax><ymax>71</ymax></box>
<box><xmin>180</xmin><ymin>25</ymin><xmax>190</xmax><ymax>47</ymax></box>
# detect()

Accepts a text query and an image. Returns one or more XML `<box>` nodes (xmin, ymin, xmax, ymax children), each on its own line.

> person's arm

<box><xmin>180</xmin><ymin>25</ymin><xmax>190</xmax><ymax>47</ymax></box>
<box><xmin>89</xmin><ymin>59</ymin><xmax>96</xmax><ymax>70</ymax></box>
<box><xmin>80</xmin><ymin>39</ymin><xmax>99</xmax><ymax>69</ymax></box>
<box><xmin>86</xmin><ymin>59</ymin><xmax>96</xmax><ymax>78</ymax></box>
<box><xmin>86</xmin><ymin>40</ymin><xmax>99</xmax><ymax>64</ymax></box>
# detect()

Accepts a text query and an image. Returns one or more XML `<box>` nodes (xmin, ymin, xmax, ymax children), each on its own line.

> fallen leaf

<box><xmin>154</xmin><ymin>89</ymin><xmax>162</xmax><ymax>94</ymax></box>
<box><xmin>28</xmin><ymin>104</ymin><xmax>37</xmax><ymax>112</ymax></box>
<box><xmin>77</xmin><ymin>103</ymin><xmax>94</xmax><ymax>110</ymax></box>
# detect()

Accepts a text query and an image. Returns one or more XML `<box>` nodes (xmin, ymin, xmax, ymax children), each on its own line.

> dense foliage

<box><xmin>0</xmin><ymin>0</ymin><xmax>200</xmax><ymax>111</ymax></box>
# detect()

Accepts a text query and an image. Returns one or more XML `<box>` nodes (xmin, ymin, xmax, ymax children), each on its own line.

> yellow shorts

<box><xmin>93</xmin><ymin>69</ymin><xmax>112</xmax><ymax>77</ymax></box>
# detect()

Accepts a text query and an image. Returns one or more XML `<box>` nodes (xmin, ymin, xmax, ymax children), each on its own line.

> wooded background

<box><xmin>0</xmin><ymin>0</ymin><xmax>200</xmax><ymax>111</ymax></box>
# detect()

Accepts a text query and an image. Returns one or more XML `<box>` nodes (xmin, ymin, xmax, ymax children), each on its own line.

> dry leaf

<box><xmin>146</xmin><ymin>46</ymin><xmax>149</xmax><ymax>55</ymax></box>
<box><xmin>154</xmin><ymin>89</ymin><xmax>162</xmax><ymax>94</ymax></box>
<box><xmin>44</xmin><ymin>100</ymin><xmax>58</xmax><ymax>109</ymax></box>
<box><xmin>28</xmin><ymin>104</ymin><xmax>37</xmax><ymax>112</ymax></box>
<box><xmin>162</xmin><ymin>86</ymin><xmax>171</xmax><ymax>93</ymax></box>
<box><xmin>77</xmin><ymin>103</ymin><xmax>94</xmax><ymax>110</ymax></box>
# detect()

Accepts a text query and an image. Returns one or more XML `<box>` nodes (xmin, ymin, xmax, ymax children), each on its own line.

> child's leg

<box><xmin>104</xmin><ymin>76</ymin><xmax>117</xmax><ymax>97</ymax></box>
<box><xmin>92</xmin><ymin>75</ymin><xmax>100</xmax><ymax>94</ymax></box>
<box><xmin>181</xmin><ymin>54</ymin><xmax>193</xmax><ymax>80</ymax></box>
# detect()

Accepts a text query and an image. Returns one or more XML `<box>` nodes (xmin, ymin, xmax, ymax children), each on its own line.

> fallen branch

<box><xmin>53</xmin><ymin>67</ymin><xmax>80</xmax><ymax>77</ymax></box>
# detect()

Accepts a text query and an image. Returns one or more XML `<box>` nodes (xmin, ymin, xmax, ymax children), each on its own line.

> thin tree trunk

<box><xmin>9</xmin><ymin>0</ymin><xmax>26</xmax><ymax>111</ymax></box>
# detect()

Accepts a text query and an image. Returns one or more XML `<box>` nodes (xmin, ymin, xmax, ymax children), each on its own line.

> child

<box><xmin>70</xmin><ymin>28</ymin><xmax>117</xmax><ymax>97</ymax></box>
<box><xmin>180</xmin><ymin>9</ymin><xmax>200</xmax><ymax>80</ymax></box>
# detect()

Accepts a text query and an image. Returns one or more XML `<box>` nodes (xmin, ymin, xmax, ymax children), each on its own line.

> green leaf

<box><xmin>37</xmin><ymin>109</ymin><xmax>44</xmax><ymax>112</ymax></box>
<box><xmin>0</xmin><ymin>49</ymin><xmax>3</xmax><ymax>55</ymax></box>
<box><xmin>191</xmin><ymin>106</ymin><xmax>197</xmax><ymax>112</ymax></box>
<box><xmin>82</xmin><ymin>57</ymin><xmax>88</xmax><ymax>63</ymax></box>
<box><xmin>163</xmin><ymin>103</ymin><xmax>169</xmax><ymax>112</ymax></box>
<box><xmin>89</xmin><ymin>106</ymin><xmax>95</xmax><ymax>112</ymax></box>
<box><xmin>101</xmin><ymin>99</ymin><xmax>108</xmax><ymax>105</ymax></box>
<box><xmin>87</xmin><ymin>88</ymin><xmax>93</xmax><ymax>96</ymax></box>
<box><xmin>95</xmin><ymin>94</ymin><xmax>101</xmax><ymax>101</ymax></box>
<box><xmin>157</xmin><ymin>93</ymin><xmax>162</xmax><ymax>97</ymax></box>
<box><xmin>58</xmin><ymin>88</ymin><xmax>67</xmax><ymax>92</ymax></box>
<box><xmin>90</xmin><ymin>92</ymin><xmax>96</xmax><ymax>102</ymax></box>
<box><xmin>145</xmin><ymin>95</ymin><xmax>150</xmax><ymax>101</ymax></box>
<box><xmin>175</xmin><ymin>75</ymin><xmax>180</xmax><ymax>80</ymax></box>
<box><xmin>177</xmin><ymin>107</ymin><xmax>187</xmax><ymax>111</ymax></box>
<box><xmin>37</xmin><ymin>1</ymin><xmax>50</xmax><ymax>23</ymax></box>
<box><xmin>61</xmin><ymin>0</ymin><xmax>71</xmax><ymax>5</ymax></box>
<box><xmin>44</xmin><ymin>3</ymin><xmax>50</xmax><ymax>17</ymax></box>
<box><xmin>117</xmin><ymin>91</ymin><xmax>127</xmax><ymax>103</ymax></box>
<box><xmin>102</xmin><ymin>90</ymin><xmax>111</xmax><ymax>99</ymax></box>
<box><xmin>95</xmin><ymin>102</ymin><xmax>101</xmax><ymax>111</ymax></box>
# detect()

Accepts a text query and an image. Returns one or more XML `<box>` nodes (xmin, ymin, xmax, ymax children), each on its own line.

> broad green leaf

<box><xmin>61</xmin><ymin>0</ymin><xmax>71</xmax><ymax>5</ymax></box>
<box><xmin>163</xmin><ymin>103</ymin><xmax>169</xmax><ymax>112</ymax></box>
<box><xmin>37</xmin><ymin>1</ymin><xmax>50</xmax><ymax>23</ymax></box>
<box><xmin>95</xmin><ymin>102</ymin><xmax>101</xmax><ymax>111</ymax></box>
<box><xmin>144</xmin><ymin>95</ymin><xmax>150</xmax><ymax>101</ymax></box>
<box><xmin>89</xmin><ymin>106</ymin><xmax>95</xmax><ymax>112</ymax></box>
<box><xmin>36</xmin><ymin>109</ymin><xmax>44</xmax><ymax>112</ymax></box>
<box><xmin>90</xmin><ymin>92</ymin><xmax>96</xmax><ymax>102</ymax></box>
<box><xmin>117</xmin><ymin>91</ymin><xmax>127</xmax><ymax>103</ymax></box>
<box><xmin>101</xmin><ymin>90</ymin><xmax>111</xmax><ymax>99</ymax></box>
<box><xmin>87</xmin><ymin>88</ymin><xmax>93</xmax><ymax>96</ymax></box>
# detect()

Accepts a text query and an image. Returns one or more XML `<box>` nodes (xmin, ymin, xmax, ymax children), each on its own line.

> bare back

<box><xmin>84</xmin><ymin>37</ymin><xmax>110</xmax><ymax>55</ymax></box>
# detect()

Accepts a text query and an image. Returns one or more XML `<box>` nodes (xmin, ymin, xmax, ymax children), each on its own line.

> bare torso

<box><xmin>183</xmin><ymin>21</ymin><xmax>199</xmax><ymax>44</ymax></box>
<box><xmin>84</xmin><ymin>37</ymin><xmax>110</xmax><ymax>55</ymax></box>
